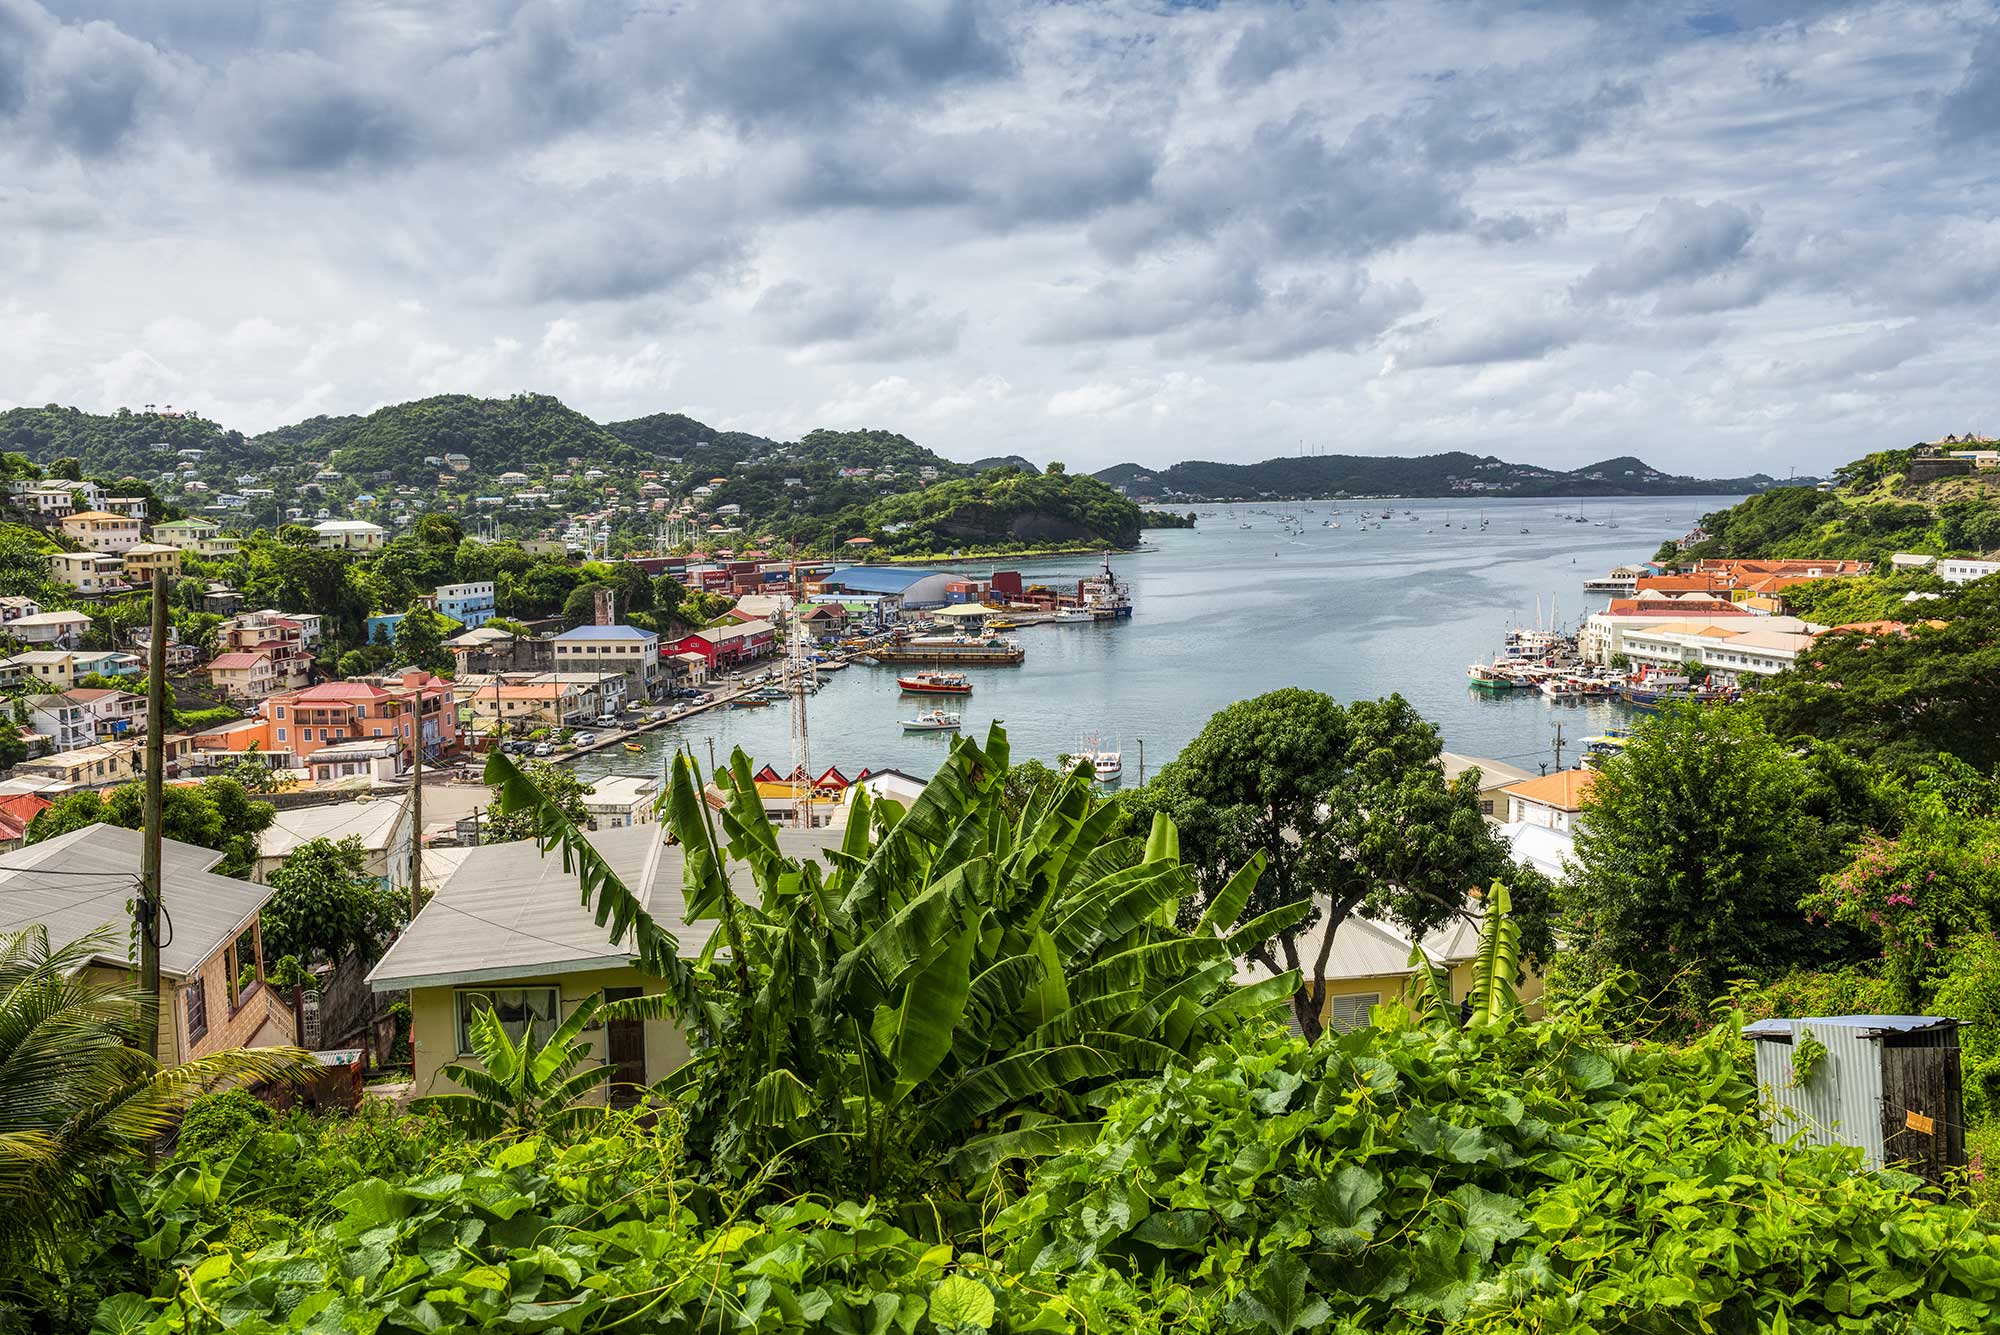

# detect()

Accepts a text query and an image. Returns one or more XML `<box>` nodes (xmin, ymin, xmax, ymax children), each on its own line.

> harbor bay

<box><xmin>572</xmin><ymin>493</ymin><xmax>1742</xmax><ymax>785</ymax></box>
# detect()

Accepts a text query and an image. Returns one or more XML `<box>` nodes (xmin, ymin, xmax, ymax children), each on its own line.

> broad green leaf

<box><xmin>883</xmin><ymin>925</ymin><xmax>979</xmax><ymax>1100</ymax></box>
<box><xmin>928</xmin><ymin>1274</ymin><xmax>997</xmax><ymax>1332</ymax></box>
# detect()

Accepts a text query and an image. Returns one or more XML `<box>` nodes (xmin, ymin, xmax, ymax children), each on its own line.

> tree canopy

<box><xmin>1124</xmin><ymin>689</ymin><xmax>1528</xmax><ymax>1038</ymax></box>
<box><xmin>25</xmin><ymin>777</ymin><xmax>274</xmax><ymax>878</ymax></box>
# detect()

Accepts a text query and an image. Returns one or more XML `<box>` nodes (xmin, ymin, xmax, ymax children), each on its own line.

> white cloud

<box><xmin>0</xmin><ymin>0</ymin><xmax>1993</xmax><ymax>475</ymax></box>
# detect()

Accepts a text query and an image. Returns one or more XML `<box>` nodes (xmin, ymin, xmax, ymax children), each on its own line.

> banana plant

<box><xmin>1406</xmin><ymin>881</ymin><xmax>1522</xmax><ymax>1031</ymax></box>
<box><xmin>411</xmin><ymin>992</ymin><xmax>663</xmax><ymax>1137</ymax></box>
<box><xmin>483</xmin><ymin>724</ymin><xmax>1305</xmax><ymax>1196</ymax></box>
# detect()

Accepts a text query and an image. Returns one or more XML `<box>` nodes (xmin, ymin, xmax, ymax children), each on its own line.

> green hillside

<box><xmin>1666</xmin><ymin>445</ymin><xmax>2000</xmax><ymax>565</ymax></box>
<box><xmin>298</xmin><ymin>394</ymin><xmax>639</xmax><ymax>483</ymax></box>
<box><xmin>1095</xmin><ymin>451</ymin><xmax>1789</xmax><ymax>501</ymax></box>
<box><xmin>856</xmin><ymin>466</ymin><xmax>1139</xmax><ymax>556</ymax></box>
<box><xmin>0</xmin><ymin>405</ymin><xmax>243</xmax><ymax>479</ymax></box>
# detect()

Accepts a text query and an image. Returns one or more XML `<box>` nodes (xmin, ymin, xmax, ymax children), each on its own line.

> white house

<box><xmin>311</xmin><ymin>519</ymin><xmax>387</xmax><ymax>552</ymax></box>
<box><xmin>1939</xmin><ymin>557</ymin><xmax>2000</xmax><ymax>585</ymax></box>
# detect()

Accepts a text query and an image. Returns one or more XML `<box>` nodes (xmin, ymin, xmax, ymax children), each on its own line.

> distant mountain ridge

<box><xmin>1093</xmin><ymin>451</ymin><xmax>1799</xmax><ymax>501</ymax></box>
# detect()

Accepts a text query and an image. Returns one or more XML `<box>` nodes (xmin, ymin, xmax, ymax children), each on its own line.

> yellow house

<box><xmin>2</xmin><ymin>822</ymin><xmax>296</xmax><ymax>1062</ymax></box>
<box><xmin>367</xmin><ymin>823</ymin><xmax>844</xmax><ymax>1105</ymax></box>
<box><xmin>60</xmin><ymin>510</ymin><xmax>144</xmax><ymax>552</ymax></box>
<box><xmin>13</xmin><ymin>739</ymin><xmax>144</xmax><ymax>789</ymax></box>
<box><xmin>122</xmin><ymin>542</ymin><xmax>185</xmax><ymax>580</ymax></box>
<box><xmin>48</xmin><ymin>550</ymin><xmax>128</xmax><ymax>593</ymax></box>
<box><xmin>1239</xmin><ymin>898</ymin><xmax>1547</xmax><ymax>1035</ymax></box>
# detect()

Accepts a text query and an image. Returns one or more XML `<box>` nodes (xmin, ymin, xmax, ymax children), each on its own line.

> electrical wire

<box><xmin>0</xmin><ymin>879</ymin><xmax>140</xmax><ymax>932</ymax></box>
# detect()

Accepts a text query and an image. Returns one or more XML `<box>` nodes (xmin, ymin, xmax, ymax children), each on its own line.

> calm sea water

<box><xmin>573</xmin><ymin>494</ymin><xmax>1742</xmax><ymax>786</ymax></box>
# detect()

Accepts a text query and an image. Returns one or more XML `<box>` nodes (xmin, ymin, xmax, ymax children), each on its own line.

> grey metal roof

<box><xmin>366</xmin><ymin>822</ymin><xmax>845</xmax><ymax>991</ymax></box>
<box><xmin>1744</xmin><ymin>1015</ymin><xmax>1963</xmax><ymax>1040</ymax></box>
<box><xmin>259</xmin><ymin>796</ymin><xmax>409</xmax><ymax>860</ymax></box>
<box><xmin>0</xmin><ymin>823</ymin><xmax>270</xmax><ymax>978</ymax></box>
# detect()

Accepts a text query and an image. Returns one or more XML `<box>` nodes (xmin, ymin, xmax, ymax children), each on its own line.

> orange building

<box><xmin>194</xmin><ymin>671</ymin><xmax>459</xmax><ymax>767</ymax></box>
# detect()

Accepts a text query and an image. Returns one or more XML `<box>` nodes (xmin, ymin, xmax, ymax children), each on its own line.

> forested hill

<box><xmin>1094</xmin><ymin>451</ymin><xmax>1791</xmax><ymax>501</ymax></box>
<box><xmin>1668</xmin><ymin>444</ymin><xmax>2000</xmax><ymax>564</ymax></box>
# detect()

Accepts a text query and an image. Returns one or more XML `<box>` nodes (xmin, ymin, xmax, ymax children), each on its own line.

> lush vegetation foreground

<box><xmin>27</xmin><ymin>1004</ymin><xmax>2000</xmax><ymax>1334</ymax></box>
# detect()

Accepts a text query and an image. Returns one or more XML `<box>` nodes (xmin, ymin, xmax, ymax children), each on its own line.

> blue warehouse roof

<box><xmin>823</xmin><ymin>566</ymin><xmax>947</xmax><ymax>594</ymax></box>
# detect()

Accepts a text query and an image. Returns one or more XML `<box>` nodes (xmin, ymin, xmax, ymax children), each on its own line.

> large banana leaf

<box><xmin>1466</xmin><ymin>882</ymin><xmax>1521</xmax><ymax>1027</ymax></box>
<box><xmin>923</xmin><ymin>1043</ymin><xmax>1121</xmax><ymax>1135</ymax></box>
<box><xmin>1222</xmin><ymin>899</ymin><xmax>1316</xmax><ymax>958</ymax></box>
<box><xmin>1195</xmin><ymin>850</ymin><xmax>1268</xmax><ymax>935</ymax></box>
<box><xmin>841</xmin><ymin>732</ymin><xmax>996</xmax><ymax>922</ymax></box>
<box><xmin>828</xmin><ymin>859</ymin><xmax>992</xmax><ymax>1010</ymax></box>
<box><xmin>946</xmin><ymin>1121</ymin><xmax>1100</xmax><ymax>1177</ymax></box>
<box><xmin>1069</xmin><ymin>936</ymin><xmax>1229</xmax><ymax>1000</ymax></box>
<box><xmin>1050</xmin><ymin>860</ymin><xmax>1191</xmax><ymax>959</ymax></box>
<box><xmin>484</xmin><ymin>752</ymin><xmax>696</xmax><ymax>1007</ymax></box>
<box><xmin>877</xmin><ymin>925</ymin><xmax>978</xmax><ymax>1102</ymax></box>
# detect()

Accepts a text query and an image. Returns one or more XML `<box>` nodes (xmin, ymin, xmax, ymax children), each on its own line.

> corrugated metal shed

<box><xmin>1745</xmin><ymin>1015</ymin><xmax>1965</xmax><ymax>1177</ymax></box>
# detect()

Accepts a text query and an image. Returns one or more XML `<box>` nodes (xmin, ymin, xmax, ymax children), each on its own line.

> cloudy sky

<box><xmin>3</xmin><ymin>1</ymin><xmax>1998</xmax><ymax>473</ymax></box>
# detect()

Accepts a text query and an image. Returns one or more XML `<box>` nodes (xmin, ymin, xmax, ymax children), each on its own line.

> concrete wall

<box><xmin>407</xmin><ymin>965</ymin><xmax>691</xmax><ymax>1101</ymax></box>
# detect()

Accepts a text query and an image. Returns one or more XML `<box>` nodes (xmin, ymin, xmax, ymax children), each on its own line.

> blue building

<box><xmin>434</xmin><ymin>580</ymin><xmax>497</xmax><ymax>629</ymax></box>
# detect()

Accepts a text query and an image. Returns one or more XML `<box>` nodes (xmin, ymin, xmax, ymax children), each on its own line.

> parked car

<box><xmin>594</xmin><ymin>713</ymin><xmax>620</xmax><ymax>728</ymax></box>
<box><xmin>574</xmin><ymin>732</ymin><xmax>597</xmax><ymax>745</ymax></box>
<box><xmin>531</xmin><ymin>742</ymin><xmax>553</xmax><ymax>757</ymax></box>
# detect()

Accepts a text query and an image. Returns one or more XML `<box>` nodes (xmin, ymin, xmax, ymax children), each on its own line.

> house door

<box><xmin>603</xmin><ymin>987</ymin><xmax>646</xmax><ymax>1108</ymax></box>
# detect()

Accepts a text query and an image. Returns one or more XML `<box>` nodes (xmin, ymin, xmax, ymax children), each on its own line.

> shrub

<box><xmin>1935</xmin><ymin>933</ymin><xmax>2000</xmax><ymax>1122</ymax></box>
<box><xmin>170</xmin><ymin>1090</ymin><xmax>271</xmax><ymax>1163</ymax></box>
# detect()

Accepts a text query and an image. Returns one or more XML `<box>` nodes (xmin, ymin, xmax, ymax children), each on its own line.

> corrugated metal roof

<box><xmin>260</xmin><ymin>797</ymin><xmax>409</xmax><ymax>860</ymax></box>
<box><xmin>823</xmin><ymin>567</ymin><xmax>944</xmax><ymax>593</ymax></box>
<box><xmin>0</xmin><ymin>823</ymin><xmax>270</xmax><ymax>978</ymax></box>
<box><xmin>366</xmin><ymin>822</ymin><xmax>844</xmax><ymax>990</ymax></box>
<box><xmin>1746</xmin><ymin>1015</ymin><xmax>1963</xmax><ymax>1039</ymax></box>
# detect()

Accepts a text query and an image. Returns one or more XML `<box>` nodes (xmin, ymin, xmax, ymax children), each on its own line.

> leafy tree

<box><xmin>0</xmin><ymin>926</ymin><xmax>307</xmax><ymax>1254</ymax></box>
<box><xmin>1125</xmin><ymin>689</ymin><xmax>1521</xmax><ymax>1038</ymax></box>
<box><xmin>1806</xmin><ymin>757</ymin><xmax>2000</xmax><ymax>1011</ymax></box>
<box><xmin>0</xmin><ymin>721</ymin><xmax>26</xmax><ymax>770</ymax></box>
<box><xmin>391</xmin><ymin>604</ymin><xmax>454</xmax><ymax>676</ymax></box>
<box><xmin>1746</xmin><ymin>577</ymin><xmax>2000</xmax><ymax>772</ymax></box>
<box><xmin>652</xmin><ymin>572</ymin><xmax>688</xmax><ymax>616</ymax></box>
<box><xmin>562</xmin><ymin>582</ymin><xmax>610</xmax><ymax>628</ymax></box>
<box><xmin>1560</xmin><ymin>706</ymin><xmax>1860</xmax><ymax>1025</ymax></box>
<box><xmin>26</xmin><ymin>777</ymin><xmax>274</xmax><ymax>878</ymax></box>
<box><xmin>483</xmin><ymin>760</ymin><xmax>593</xmax><ymax>842</ymax></box>
<box><xmin>415</xmin><ymin>513</ymin><xmax>462</xmax><ymax>547</ymax></box>
<box><xmin>260</xmin><ymin>835</ymin><xmax>408</xmax><ymax>968</ymax></box>
<box><xmin>46</xmin><ymin>456</ymin><xmax>80</xmax><ymax>481</ymax></box>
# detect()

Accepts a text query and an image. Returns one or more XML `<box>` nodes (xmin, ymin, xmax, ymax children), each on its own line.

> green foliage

<box><xmin>1747</xmin><ymin>577</ymin><xmax>2000</xmax><ymax>772</ymax></box>
<box><xmin>259</xmin><ymin>836</ymin><xmax>407</xmax><ymax>968</ymax></box>
<box><xmin>0</xmin><ymin>926</ymin><xmax>309</xmax><ymax>1259</ymax></box>
<box><xmin>25</xmin><ymin>777</ymin><xmax>273</xmax><ymax>878</ymax></box>
<box><xmin>170</xmin><ymin>1091</ymin><xmax>272</xmax><ymax>1164</ymax></box>
<box><xmin>390</xmin><ymin>602</ymin><xmax>455</xmax><ymax>676</ymax></box>
<box><xmin>853</xmin><ymin>468</ymin><xmax>1141</xmax><ymax>556</ymax></box>
<box><xmin>1934</xmin><ymin>934</ymin><xmax>2000</xmax><ymax>1123</ymax></box>
<box><xmin>1791</xmin><ymin>1026</ymin><xmax>1828</xmax><ymax>1088</ymax></box>
<box><xmin>1559</xmin><ymin>706</ymin><xmax>1869</xmax><ymax>1027</ymax></box>
<box><xmin>106</xmin><ymin>1125</ymin><xmax>1056</xmax><ymax>1335</ymax></box>
<box><xmin>1126</xmin><ymin>689</ymin><xmax>1525</xmax><ymax>1038</ymax></box>
<box><xmin>993</xmin><ymin>1013</ymin><xmax>2000</xmax><ymax>1333</ymax></box>
<box><xmin>413</xmin><ymin>993</ymin><xmax>658</xmax><ymax>1137</ymax></box>
<box><xmin>482</xmin><ymin>759</ymin><xmax>594</xmax><ymax>842</ymax></box>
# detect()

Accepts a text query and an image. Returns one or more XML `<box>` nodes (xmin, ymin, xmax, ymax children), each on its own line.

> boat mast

<box><xmin>788</xmin><ymin>596</ymin><xmax>812</xmax><ymax>828</ymax></box>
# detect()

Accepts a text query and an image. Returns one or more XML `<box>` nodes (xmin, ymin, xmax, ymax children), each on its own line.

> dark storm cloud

<box><xmin>662</xmin><ymin>0</ymin><xmax>1011</xmax><ymax>127</ymax></box>
<box><xmin>0</xmin><ymin>0</ymin><xmax>181</xmax><ymax>157</ymax></box>
<box><xmin>209</xmin><ymin>52</ymin><xmax>416</xmax><ymax>174</ymax></box>
<box><xmin>1938</xmin><ymin>29</ymin><xmax>2000</xmax><ymax>143</ymax></box>
<box><xmin>488</xmin><ymin>202</ymin><xmax>746</xmax><ymax>304</ymax></box>
<box><xmin>770</xmin><ymin>124</ymin><xmax>1159</xmax><ymax>225</ymax></box>
<box><xmin>754</xmin><ymin>279</ymin><xmax>965</xmax><ymax>360</ymax></box>
<box><xmin>1572</xmin><ymin>197</ymin><xmax>1760</xmax><ymax>300</ymax></box>
<box><xmin>1398</xmin><ymin>311</ymin><xmax>1589</xmax><ymax>367</ymax></box>
<box><xmin>1039</xmin><ymin>250</ymin><xmax>1420</xmax><ymax>361</ymax></box>
<box><xmin>1091</xmin><ymin>113</ymin><xmax>1476</xmax><ymax>261</ymax></box>
<box><xmin>1217</xmin><ymin>2</ymin><xmax>1339</xmax><ymax>88</ymax></box>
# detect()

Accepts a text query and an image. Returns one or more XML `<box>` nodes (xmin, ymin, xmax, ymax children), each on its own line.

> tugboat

<box><xmin>1074</xmin><ymin>733</ymin><xmax>1122</xmax><ymax>781</ymax></box>
<box><xmin>1079</xmin><ymin>554</ymin><xmax>1134</xmax><ymax>619</ymax></box>
<box><xmin>901</xmin><ymin>707</ymin><xmax>963</xmax><ymax>732</ymax></box>
<box><xmin>897</xmin><ymin>671</ymin><xmax>973</xmax><ymax>695</ymax></box>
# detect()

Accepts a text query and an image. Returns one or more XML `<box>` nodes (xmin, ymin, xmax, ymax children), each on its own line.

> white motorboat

<box><xmin>902</xmin><ymin>708</ymin><xmax>962</xmax><ymax>732</ymax></box>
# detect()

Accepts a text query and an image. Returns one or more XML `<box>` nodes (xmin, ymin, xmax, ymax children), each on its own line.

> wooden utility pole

<box><xmin>407</xmin><ymin>683</ymin><xmax>424</xmax><ymax>918</ymax></box>
<box><xmin>139</xmin><ymin>570</ymin><xmax>169</xmax><ymax>1063</ymax></box>
<box><xmin>1137</xmin><ymin>738</ymin><xmax>1145</xmax><ymax>787</ymax></box>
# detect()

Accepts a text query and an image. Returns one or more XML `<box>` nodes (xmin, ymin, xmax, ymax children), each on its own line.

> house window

<box><xmin>184</xmin><ymin>977</ymin><xmax>209</xmax><ymax>1043</ymax></box>
<box><xmin>276</xmin><ymin>727</ymin><xmax>287</xmax><ymax>741</ymax></box>
<box><xmin>226</xmin><ymin>926</ymin><xmax>261</xmax><ymax>1011</ymax></box>
<box><xmin>1326</xmin><ymin>992</ymin><xmax>1381</xmax><ymax>1035</ymax></box>
<box><xmin>455</xmin><ymin>987</ymin><xmax>560</xmax><ymax>1055</ymax></box>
